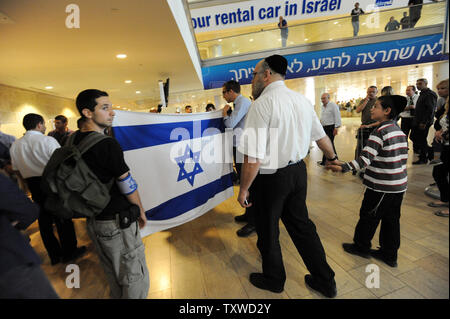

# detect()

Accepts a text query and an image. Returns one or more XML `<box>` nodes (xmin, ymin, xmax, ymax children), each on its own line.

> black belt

<box><xmin>288</xmin><ymin>159</ymin><xmax>303</xmax><ymax>166</ymax></box>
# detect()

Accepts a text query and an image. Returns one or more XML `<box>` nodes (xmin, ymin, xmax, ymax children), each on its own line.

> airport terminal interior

<box><xmin>0</xmin><ymin>0</ymin><xmax>449</xmax><ymax>299</ymax></box>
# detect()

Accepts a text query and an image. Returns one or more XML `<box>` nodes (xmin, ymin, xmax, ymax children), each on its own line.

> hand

<box><xmin>237</xmin><ymin>189</ymin><xmax>252</xmax><ymax>208</ymax></box>
<box><xmin>360</xmin><ymin>124</ymin><xmax>368</xmax><ymax>129</ymax></box>
<box><xmin>222</xmin><ymin>105</ymin><xmax>231</xmax><ymax>117</ymax></box>
<box><xmin>333</xmin><ymin>128</ymin><xmax>338</xmax><ymax>136</ymax></box>
<box><xmin>326</xmin><ymin>159</ymin><xmax>341</xmax><ymax>167</ymax></box>
<box><xmin>325</xmin><ymin>164</ymin><xmax>343</xmax><ymax>173</ymax></box>
<box><xmin>138</xmin><ymin>209</ymin><xmax>147</xmax><ymax>229</ymax></box>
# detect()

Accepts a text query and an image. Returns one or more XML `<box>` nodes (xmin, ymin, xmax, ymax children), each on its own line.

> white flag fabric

<box><xmin>112</xmin><ymin>110</ymin><xmax>234</xmax><ymax>237</ymax></box>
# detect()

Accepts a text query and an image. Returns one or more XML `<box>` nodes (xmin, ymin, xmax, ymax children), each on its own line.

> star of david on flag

<box><xmin>176</xmin><ymin>145</ymin><xmax>203</xmax><ymax>186</ymax></box>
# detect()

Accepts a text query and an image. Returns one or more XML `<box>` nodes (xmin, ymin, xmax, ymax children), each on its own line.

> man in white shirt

<box><xmin>10</xmin><ymin>113</ymin><xmax>85</xmax><ymax>265</ymax></box>
<box><xmin>222</xmin><ymin>80</ymin><xmax>255</xmax><ymax>237</ymax></box>
<box><xmin>399</xmin><ymin>85</ymin><xmax>419</xmax><ymax>153</ymax></box>
<box><xmin>319</xmin><ymin>93</ymin><xmax>342</xmax><ymax>166</ymax></box>
<box><xmin>237</xmin><ymin>55</ymin><xmax>338</xmax><ymax>298</ymax></box>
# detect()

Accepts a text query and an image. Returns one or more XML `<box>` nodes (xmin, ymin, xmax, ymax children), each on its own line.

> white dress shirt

<box><xmin>320</xmin><ymin>101</ymin><xmax>342</xmax><ymax>128</ymax></box>
<box><xmin>238</xmin><ymin>81</ymin><xmax>326</xmax><ymax>170</ymax></box>
<box><xmin>399</xmin><ymin>94</ymin><xmax>418</xmax><ymax>118</ymax></box>
<box><xmin>10</xmin><ymin>130</ymin><xmax>60</xmax><ymax>178</ymax></box>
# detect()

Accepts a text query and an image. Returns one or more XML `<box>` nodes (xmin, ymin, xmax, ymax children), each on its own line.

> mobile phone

<box><xmin>244</xmin><ymin>199</ymin><xmax>249</xmax><ymax>205</ymax></box>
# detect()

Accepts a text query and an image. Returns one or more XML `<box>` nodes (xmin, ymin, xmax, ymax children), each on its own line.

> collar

<box><xmin>25</xmin><ymin>130</ymin><xmax>44</xmax><ymax>136</ymax></box>
<box><xmin>260</xmin><ymin>80</ymin><xmax>285</xmax><ymax>98</ymax></box>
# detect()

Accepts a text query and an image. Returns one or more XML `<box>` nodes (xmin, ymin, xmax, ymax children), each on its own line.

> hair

<box><xmin>381</xmin><ymin>86</ymin><xmax>394</xmax><ymax>96</ymax></box>
<box><xmin>377</xmin><ymin>96</ymin><xmax>398</xmax><ymax>119</ymax></box>
<box><xmin>23</xmin><ymin>113</ymin><xmax>44</xmax><ymax>131</ymax></box>
<box><xmin>54</xmin><ymin>114</ymin><xmax>68</xmax><ymax>123</ymax></box>
<box><xmin>206</xmin><ymin>103</ymin><xmax>215</xmax><ymax>111</ymax></box>
<box><xmin>417</xmin><ymin>78</ymin><xmax>428</xmax><ymax>85</ymax></box>
<box><xmin>322</xmin><ymin>93</ymin><xmax>330</xmax><ymax>99</ymax></box>
<box><xmin>436</xmin><ymin>79</ymin><xmax>449</xmax><ymax>89</ymax></box>
<box><xmin>223</xmin><ymin>80</ymin><xmax>241</xmax><ymax>94</ymax></box>
<box><xmin>185</xmin><ymin>105</ymin><xmax>192</xmax><ymax>110</ymax></box>
<box><xmin>368</xmin><ymin>85</ymin><xmax>378</xmax><ymax>91</ymax></box>
<box><xmin>77</xmin><ymin>117</ymin><xmax>87</xmax><ymax>129</ymax></box>
<box><xmin>75</xmin><ymin>89</ymin><xmax>108</xmax><ymax>117</ymax></box>
<box><xmin>407</xmin><ymin>85</ymin><xmax>417</xmax><ymax>92</ymax></box>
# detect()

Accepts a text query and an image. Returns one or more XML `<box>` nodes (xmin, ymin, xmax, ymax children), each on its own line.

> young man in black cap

<box><xmin>237</xmin><ymin>54</ymin><xmax>338</xmax><ymax>298</ymax></box>
<box><xmin>327</xmin><ymin>95</ymin><xmax>408</xmax><ymax>268</ymax></box>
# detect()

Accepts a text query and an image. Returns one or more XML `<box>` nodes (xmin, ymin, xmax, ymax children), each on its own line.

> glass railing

<box><xmin>196</xmin><ymin>1</ymin><xmax>446</xmax><ymax>60</ymax></box>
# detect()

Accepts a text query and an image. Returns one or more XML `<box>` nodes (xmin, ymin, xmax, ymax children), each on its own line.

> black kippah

<box><xmin>381</xmin><ymin>95</ymin><xmax>407</xmax><ymax>115</ymax></box>
<box><xmin>265</xmin><ymin>55</ymin><xmax>288</xmax><ymax>76</ymax></box>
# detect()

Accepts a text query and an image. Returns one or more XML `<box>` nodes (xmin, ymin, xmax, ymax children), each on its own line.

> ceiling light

<box><xmin>136</xmin><ymin>91</ymin><xmax>141</xmax><ymax>94</ymax></box>
<box><xmin>334</xmin><ymin>22</ymin><xmax>338</xmax><ymax>25</ymax></box>
<box><xmin>45</xmin><ymin>86</ymin><xmax>53</xmax><ymax>90</ymax></box>
<box><xmin>304</xmin><ymin>38</ymin><xmax>309</xmax><ymax>41</ymax></box>
<box><xmin>218</xmin><ymin>39</ymin><xmax>222</xmax><ymax>42</ymax></box>
<box><xmin>124</xmin><ymin>80</ymin><xmax>132</xmax><ymax>84</ymax></box>
<box><xmin>116</xmin><ymin>54</ymin><xmax>127</xmax><ymax>59</ymax></box>
<box><xmin>249</xmin><ymin>38</ymin><xmax>254</xmax><ymax>42</ymax></box>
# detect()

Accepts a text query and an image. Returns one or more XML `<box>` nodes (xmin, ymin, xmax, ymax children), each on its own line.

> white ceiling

<box><xmin>0</xmin><ymin>0</ymin><xmax>203</xmax><ymax>109</ymax></box>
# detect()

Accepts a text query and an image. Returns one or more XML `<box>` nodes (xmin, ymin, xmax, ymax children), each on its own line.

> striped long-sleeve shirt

<box><xmin>344</xmin><ymin>120</ymin><xmax>408</xmax><ymax>193</ymax></box>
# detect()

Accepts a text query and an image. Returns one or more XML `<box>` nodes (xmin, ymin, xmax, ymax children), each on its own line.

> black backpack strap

<box><xmin>76</xmin><ymin>132</ymin><xmax>111</xmax><ymax>155</ymax></box>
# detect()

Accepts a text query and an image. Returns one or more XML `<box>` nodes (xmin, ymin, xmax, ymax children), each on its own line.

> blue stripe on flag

<box><xmin>146</xmin><ymin>172</ymin><xmax>233</xmax><ymax>221</ymax></box>
<box><xmin>113</xmin><ymin>118</ymin><xmax>225</xmax><ymax>151</ymax></box>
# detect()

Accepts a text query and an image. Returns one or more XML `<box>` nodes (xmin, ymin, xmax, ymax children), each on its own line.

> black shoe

<box><xmin>234</xmin><ymin>214</ymin><xmax>248</xmax><ymax>223</ymax></box>
<box><xmin>304</xmin><ymin>275</ymin><xmax>337</xmax><ymax>298</ymax></box>
<box><xmin>412</xmin><ymin>159</ymin><xmax>428</xmax><ymax>165</ymax></box>
<box><xmin>249</xmin><ymin>273</ymin><xmax>283</xmax><ymax>293</ymax></box>
<box><xmin>370</xmin><ymin>249</ymin><xmax>397</xmax><ymax>268</ymax></box>
<box><xmin>237</xmin><ymin>224</ymin><xmax>255</xmax><ymax>237</ymax></box>
<box><xmin>342</xmin><ymin>243</ymin><xmax>370</xmax><ymax>258</ymax></box>
<box><xmin>62</xmin><ymin>246</ymin><xmax>87</xmax><ymax>263</ymax></box>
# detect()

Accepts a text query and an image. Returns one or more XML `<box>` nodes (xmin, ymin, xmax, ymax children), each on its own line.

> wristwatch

<box><xmin>326</xmin><ymin>155</ymin><xmax>338</xmax><ymax>161</ymax></box>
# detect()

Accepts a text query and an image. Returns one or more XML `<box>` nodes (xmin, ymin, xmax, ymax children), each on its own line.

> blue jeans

<box><xmin>352</xmin><ymin>21</ymin><xmax>359</xmax><ymax>36</ymax></box>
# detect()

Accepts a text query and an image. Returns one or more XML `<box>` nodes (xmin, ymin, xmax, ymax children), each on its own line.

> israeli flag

<box><xmin>112</xmin><ymin>110</ymin><xmax>234</xmax><ymax>237</ymax></box>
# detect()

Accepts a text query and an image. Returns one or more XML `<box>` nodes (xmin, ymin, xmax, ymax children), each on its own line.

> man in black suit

<box><xmin>411</xmin><ymin>78</ymin><xmax>438</xmax><ymax>164</ymax></box>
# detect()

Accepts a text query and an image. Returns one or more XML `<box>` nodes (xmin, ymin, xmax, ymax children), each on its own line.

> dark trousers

<box><xmin>353</xmin><ymin>189</ymin><xmax>404</xmax><ymax>261</ymax></box>
<box><xmin>26</xmin><ymin>177</ymin><xmax>77</xmax><ymax>261</ymax></box>
<box><xmin>433</xmin><ymin>145</ymin><xmax>449</xmax><ymax>203</ymax></box>
<box><xmin>252</xmin><ymin>161</ymin><xmax>335</xmax><ymax>287</ymax></box>
<box><xmin>355</xmin><ymin>127</ymin><xmax>372</xmax><ymax>160</ymax></box>
<box><xmin>409</xmin><ymin>7</ymin><xmax>421</xmax><ymax>27</ymax></box>
<box><xmin>400</xmin><ymin>117</ymin><xmax>417</xmax><ymax>151</ymax></box>
<box><xmin>234</xmin><ymin>147</ymin><xmax>255</xmax><ymax>226</ymax></box>
<box><xmin>321</xmin><ymin>125</ymin><xmax>337</xmax><ymax>164</ymax></box>
<box><xmin>411</xmin><ymin>124</ymin><xmax>432</xmax><ymax>161</ymax></box>
<box><xmin>0</xmin><ymin>264</ymin><xmax>59</xmax><ymax>299</ymax></box>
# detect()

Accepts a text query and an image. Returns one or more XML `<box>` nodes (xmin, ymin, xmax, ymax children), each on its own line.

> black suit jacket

<box><xmin>414</xmin><ymin>88</ymin><xmax>438</xmax><ymax>126</ymax></box>
<box><xmin>0</xmin><ymin>174</ymin><xmax>41</xmax><ymax>275</ymax></box>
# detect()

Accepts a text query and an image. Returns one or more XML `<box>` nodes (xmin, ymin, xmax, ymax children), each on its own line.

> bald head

<box><xmin>321</xmin><ymin>93</ymin><xmax>330</xmax><ymax>105</ymax></box>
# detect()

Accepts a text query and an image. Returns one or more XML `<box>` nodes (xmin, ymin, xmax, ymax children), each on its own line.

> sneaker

<box><xmin>429</xmin><ymin>159</ymin><xmax>442</xmax><ymax>165</ymax></box>
<box><xmin>304</xmin><ymin>275</ymin><xmax>337</xmax><ymax>298</ymax></box>
<box><xmin>249</xmin><ymin>273</ymin><xmax>283</xmax><ymax>293</ymax></box>
<box><xmin>342</xmin><ymin>243</ymin><xmax>370</xmax><ymax>258</ymax></box>
<box><xmin>370</xmin><ymin>249</ymin><xmax>397</xmax><ymax>268</ymax></box>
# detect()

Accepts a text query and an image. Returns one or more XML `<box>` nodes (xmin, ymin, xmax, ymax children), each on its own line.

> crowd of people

<box><xmin>0</xmin><ymin>53</ymin><xmax>448</xmax><ymax>299</ymax></box>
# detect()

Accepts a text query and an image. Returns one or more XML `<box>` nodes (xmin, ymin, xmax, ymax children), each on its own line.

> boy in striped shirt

<box><xmin>327</xmin><ymin>95</ymin><xmax>408</xmax><ymax>267</ymax></box>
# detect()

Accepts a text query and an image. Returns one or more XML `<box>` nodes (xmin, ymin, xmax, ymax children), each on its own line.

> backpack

<box><xmin>41</xmin><ymin>131</ymin><xmax>114</xmax><ymax>219</ymax></box>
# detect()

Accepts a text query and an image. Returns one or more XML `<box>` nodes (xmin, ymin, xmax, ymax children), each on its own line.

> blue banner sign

<box><xmin>201</xmin><ymin>33</ymin><xmax>448</xmax><ymax>90</ymax></box>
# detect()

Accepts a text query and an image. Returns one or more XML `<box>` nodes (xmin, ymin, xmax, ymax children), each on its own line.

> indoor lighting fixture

<box><xmin>249</xmin><ymin>38</ymin><xmax>254</xmax><ymax>42</ymax></box>
<box><xmin>45</xmin><ymin>86</ymin><xmax>53</xmax><ymax>90</ymax></box>
<box><xmin>124</xmin><ymin>80</ymin><xmax>132</xmax><ymax>84</ymax></box>
<box><xmin>136</xmin><ymin>90</ymin><xmax>141</xmax><ymax>94</ymax></box>
<box><xmin>218</xmin><ymin>39</ymin><xmax>222</xmax><ymax>42</ymax></box>
<box><xmin>116</xmin><ymin>54</ymin><xmax>127</xmax><ymax>59</ymax></box>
